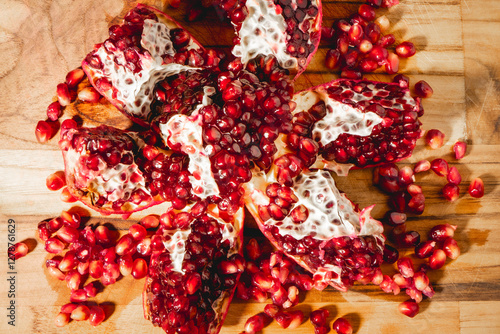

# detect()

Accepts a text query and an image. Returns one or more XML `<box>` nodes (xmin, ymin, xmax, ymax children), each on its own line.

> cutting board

<box><xmin>1</xmin><ymin>0</ymin><xmax>499</xmax><ymax>333</ymax></box>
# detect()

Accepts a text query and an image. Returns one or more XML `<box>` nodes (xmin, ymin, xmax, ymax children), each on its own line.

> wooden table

<box><xmin>1</xmin><ymin>0</ymin><xmax>499</xmax><ymax>333</ymax></box>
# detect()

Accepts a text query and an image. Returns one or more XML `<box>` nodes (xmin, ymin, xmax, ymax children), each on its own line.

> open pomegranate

<box><xmin>216</xmin><ymin>0</ymin><xmax>322</xmax><ymax>77</ymax></box>
<box><xmin>143</xmin><ymin>204</ymin><xmax>244</xmax><ymax>333</ymax></box>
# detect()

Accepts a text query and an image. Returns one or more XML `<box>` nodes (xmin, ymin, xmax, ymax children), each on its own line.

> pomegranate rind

<box><xmin>81</xmin><ymin>4</ymin><xmax>205</xmax><ymax>126</ymax></box>
<box><xmin>142</xmin><ymin>206</ymin><xmax>244</xmax><ymax>333</ymax></box>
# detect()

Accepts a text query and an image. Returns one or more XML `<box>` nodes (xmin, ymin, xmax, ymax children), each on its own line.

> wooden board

<box><xmin>1</xmin><ymin>0</ymin><xmax>500</xmax><ymax>333</ymax></box>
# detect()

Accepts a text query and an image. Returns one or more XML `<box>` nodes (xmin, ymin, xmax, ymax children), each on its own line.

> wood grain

<box><xmin>0</xmin><ymin>0</ymin><xmax>499</xmax><ymax>333</ymax></box>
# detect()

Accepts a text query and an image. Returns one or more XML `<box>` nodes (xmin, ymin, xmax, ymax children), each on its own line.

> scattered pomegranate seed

<box><xmin>35</xmin><ymin>120</ymin><xmax>58</xmax><ymax>143</ymax></box>
<box><xmin>415</xmin><ymin>240</ymin><xmax>436</xmax><ymax>258</ymax></box>
<box><xmin>413</xmin><ymin>271</ymin><xmax>430</xmax><ymax>291</ymax></box>
<box><xmin>429</xmin><ymin>249</ymin><xmax>447</xmax><ymax>270</ymax></box>
<box><xmin>54</xmin><ymin>312</ymin><xmax>70</xmax><ymax>327</ymax></box>
<box><xmin>246</xmin><ymin>238</ymin><xmax>262</xmax><ymax>260</ymax></box>
<box><xmin>429</xmin><ymin>224</ymin><xmax>456</xmax><ymax>242</ymax></box>
<box><xmin>46</xmin><ymin>101</ymin><xmax>62</xmax><ymax>121</ymax></box>
<box><xmin>310</xmin><ymin>309</ymin><xmax>329</xmax><ymax>327</ymax></box>
<box><xmin>78</xmin><ymin>87</ymin><xmax>101</xmax><ymax>103</ymax></box>
<box><xmin>140</xmin><ymin>215</ymin><xmax>160</xmax><ymax>229</ymax></box>
<box><xmin>447</xmin><ymin>166</ymin><xmax>462</xmax><ymax>184</ymax></box>
<box><xmin>131</xmin><ymin>258</ymin><xmax>148</xmax><ymax>279</ymax></box>
<box><xmin>48</xmin><ymin>266</ymin><xmax>66</xmax><ymax>280</ymax></box>
<box><xmin>46</xmin><ymin>171</ymin><xmax>66</xmax><ymax>191</ymax></box>
<box><xmin>398</xmin><ymin>166</ymin><xmax>415</xmax><ymax>187</ymax></box>
<box><xmin>57</xmin><ymin>83</ymin><xmax>72</xmax><ymax>106</ymax></box>
<box><xmin>414</xmin><ymin>80</ymin><xmax>433</xmax><ymax>98</ymax></box>
<box><xmin>129</xmin><ymin>224</ymin><xmax>147</xmax><ymax>241</ymax></box>
<box><xmin>70</xmin><ymin>289</ymin><xmax>88</xmax><ymax>303</ymax></box>
<box><xmin>84</xmin><ymin>282</ymin><xmax>98</xmax><ymax>297</ymax></box>
<box><xmin>397</xmin><ymin>257</ymin><xmax>415</xmax><ymax>278</ymax></box>
<box><xmin>384</xmin><ymin>52</ymin><xmax>399</xmax><ymax>74</ymax></box>
<box><xmin>425</xmin><ymin>129</ymin><xmax>445</xmax><ymax>149</ymax></box>
<box><xmin>65</xmin><ymin>68</ymin><xmax>85</xmax><ymax>88</ymax></box>
<box><xmin>60</xmin><ymin>187</ymin><xmax>77</xmax><ymax>202</ymax></box>
<box><xmin>244</xmin><ymin>313</ymin><xmax>267</xmax><ymax>334</ymax></box>
<box><xmin>358</xmin><ymin>4</ymin><xmax>376</xmax><ymax>21</ymax></box>
<box><xmin>58</xmin><ymin>250</ymin><xmax>77</xmax><ymax>272</ymax></box>
<box><xmin>375</xmin><ymin>15</ymin><xmax>390</xmax><ymax>32</ymax></box>
<box><xmin>57</xmin><ymin>226</ymin><xmax>79</xmax><ymax>243</ymax></box>
<box><xmin>274</xmin><ymin>311</ymin><xmax>292</xmax><ymax>328</ymax></box>
<box><xmin>325</xmin><ymin>49</ymin><xmax>341</xmax><ymax>70</ymax></box>
<box><xmin>386</xmin><ymin>211</ymin><xmax>407</xmax><ymax>226</ymax></box>
<box><xmin>70</xmin><ymin>304</ymin><xmax>90</xmax><ymax>321</ymax></box>
<box><xmin>414</xmin><ymin>160</ymin><xmax>431</xmax><ymax>173</ymax></box>
<box><xmin>398</xmin><ymin>300</ymin><xmax>419</xmax><ymax>318</ymax></box>
<box><xmin>393</xmin><ymin>73</ymin><xmax>410</xmax><ymax>88</ymax></box>
<box><xmin>443</xmin><ymin>238</ymin><xmax>461</xmax><ymax>259</ymax></box>
<box><xmin>333</xmin><ymin>317</ymin><xmax>353</xmax><ymax>334</ymax></box>
<box><xmin>264</xmin><ymin>304</ymin><xmax>280</xmax><ymax>318</ymax></box>
<box><xmin>88</xmin><ymin>306</ymin><xmax>106</xmax><ymax>327</ymax></box>
<box><xmin>395</xmin><ymin>41</ymin><xmax>416</xmax><ymax>58</ymax></box>
<box><xmin>442</xmin><ymin>183</ymin><xmax>460</xmax><ymax>202</ymax></box>
<box><xmin>383</xmin><ymin>244</ymin><xmax>399</xmax><ymax>264</ymax></box>
<box><xmin>430</xmin><ymin>158</ymin><xmax>449</xmax><ymax>176</ymax></box>
<box><xmin>288</xmin><ymin>310</ymin><xmax>305</xmax><ymax>329</ymax></box>
<box><xmin>468</xmin><ymin>178</ymin><xmax>484</xmax><ymax>198</ymax></box>
<box><xmin>453</xmin><ymin>141</ymin><xmax>467</xmax><ymax>160</ymax></box>
<box><xmin>407</xmin><ymin>184</ymin><xmax>423</xmax><ymax>196</ymax></box>
<box><xmin>10</xmin><ymin>242</ymin><xmax>29</xmax><ymax>260</ymax></box>
<box><xmin>401</xmin><ymin>231</ymin><xmax>421</xmax><ymax>247</ymax></box>
<box><xmin>45</xmin><ymin>238</ymin><xmax>65</xmax><ymax>254</ymax></box>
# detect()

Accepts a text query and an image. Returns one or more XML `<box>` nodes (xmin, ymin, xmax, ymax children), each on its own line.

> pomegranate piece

<box><xmin>415</xmin><ymin>240</ymin><xmax>436</xmax><ymax>259</ymax></box>
<box><xmin>468</xmin><ymin>178</ymin><xmax>485</xmax><ymax>198</ymax></box>
<box><xmin>395</xmin><ymin>41</ymin><xmax>416</xmax><ymax>58</ymax></box>
<box><xmin>143</xmin><ymin>207</ymin><xmax>244</xmax><ymax>333</ymax></box>
<box><xmin>89</xmin><ymin>306</ymin><xmax>106</xmax><ymax>327</ymax></box>
<box><xmin>398</xmin><ymin>301</ymin><xmax>419</xmax><ymax>317</ymax></box>
<box><xmin>54</xmin><ymin>312</ymin><xmax>70</xmax><ymax>327</ymax></box>
<box><xmin>46</xmin><ymin>101</ymin><xmax>62</xmax><ymax>121</ymax></box>
<box><xmin>332</xmin><ymin>317</ymin><xmax>353</xmax><ymax>334</ymax></box>
<box><xmin>35</xmin><ymin>120</ymin><xmax>58</xmax><ymax>143</ymax></box>
<box><xmin>429</xmin><ymin>249</ymin><xmax>447</xmax><ymax>270</ymax></box>
<box><xmin>442</xmin><ymin>183</ymin><xmax>460</xmax><ymax>202</ymax></box>
<box><xmin>453</xmin><ymin>141</ymin><xmax>467</xmax><ymax>160</ymax></box>
<box><xmin>447</xmin><ymin>166</ymin><xmax>462</xmax><ymax>185</ymax></box>
<box><xmin>425</xmin><ymin>129</ymin><xmax>445</xmax><ymax>149</ymax></box>
<box><xmin>430</xmin><ymin>158</ymin><xmax>449</xmax><ymax>177</ymax></box>
<box><xmin>429</xmin><ymin>224</ymin><xmax>456</xmax><ymax>242</ymax></box>
<box><xmin>443</xmin><ymin>237</ymin><xmax>461</xmax><ymax>259</ymax></box>
<box><xmin>384</xmin><ymin>52</ymin><xmax>400</xmax><ymax>74</ymax></box>
<box><xmin>71</xmin><ymin>304</ymin><xmax>90</xmax><ymax>321</ymax></box>
<box><xmin>414</xmin><ymin>160</ymin><xmax>431</xmax><ymax>173</ymax></box>
<box><xmin>9</xmin><ymin>242</ymin><xmax>29</xmax><ymax>260</ymax></box>
<box><xmin>131</xmin><ymin>258</ymin><xmax>148</xmax><ymax>279</ymax></box>
<box><xmin>293</xmin><ymin>79</ymin><xmax>423</xmax><ymax>169</ymax></box>
<box><xmin>414</xmin><ymin>80</ymin><xmax>433</xmax><ymax>98</ymax></box>
<box><xmin>45</xmin><ymin>238</ymin><xmax>65</xmax><ymax>254</ymax></box>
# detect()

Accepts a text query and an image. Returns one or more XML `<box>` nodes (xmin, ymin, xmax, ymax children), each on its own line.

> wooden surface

<box><xmin>1</xmin><ymin>0</ymin><xmax>500</xmax><ymax>333</ymax></box>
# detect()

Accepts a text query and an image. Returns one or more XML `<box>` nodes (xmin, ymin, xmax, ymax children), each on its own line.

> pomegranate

<box><xmin>217</xmin><ymin>0</ymin><xmax>322</xmax><ymax>78</ymax></box>
<box><xmin>143</xmin><ymin>205</ymin><xmax>244</xmax><ymax>333</ymax></box>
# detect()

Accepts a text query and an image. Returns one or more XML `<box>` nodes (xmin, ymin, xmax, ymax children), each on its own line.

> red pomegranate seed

<box><xmin>250</xmin><ymin>286</ymin><xmax>268</xmax><ymax>303</ymax></box>
<box><xmin>11</xmin><ymin>242</ymin><xmax>28</xmax><ymax>260</ymax></box>
<box><xmin>129</xmin><ymin>224</ymin><xmax>147</xmax><ymax>241</ymax></box>
<box><xmin>66</xmin><ymin>68</ymin><xmax>85</xmax><ymax>88</ymax></box>
<box><xmin>60</xmin><ymin>210</ymin><xmax>81</xmax><ymax>228</ymax></box>
<box><xmin>78</xmin><ymin>87</ymin><xmax>101</xmax><ymax>103</ymax></box>
<box><xmin>358</xmin><ymin>4</ymin><xmax>376</xmax><ymax>21</ymax></box>
<box><xmin>447</xmin><ymin>166</ymin><xmax>462</xmax><ymax>184</ymax></box>
<box><xmin>369</xmin><ymin>45</ymin><xmax>388</xmax><ymax>62</ymax></box>
<box><xmin>399</xmin><ymin>301</ymin><xmax>419</xmax><ymax>317</ymax></box>
<box><xmin>89</xmin><ymin>260</ymin><xmax>104</xmax><ymax>279</ymax></box>
<box><xmin>185</xmin><ymin>272</ymin><xmax>202</xmax><ymax>295</ymax></box>
<box><xmin>401</xmin><ymin>231</ymin><xmax>421</xmax><ymax>247</ymax></box>
<box><xmin>35</xmin><ymin>120</ymin><xmax>58</xmax><ymax>143</ymax></box>
<box><xmin>398</xmin><ymin>166</ymin><xmax>415</xmax><ymax>187</ymax></box>
<box><xmin>380</xmin><ymin>33</ymin><xmax>396</xmax><ymax>47</ymax></box>
<box><xmin>119</xmin><ymin>255</ymin><xmax>133</xmax><ymax>276</ymax></box>
<box><xmin>132</xmin><ymin>258</ymin><xmax>148</xmax><ymax>279</ymax></box>
<box><xmin>415</xmin><ymin>240</ymin><xmax>436</xmax><ymax>258</ymax></box>
<box><xmin>443</xmin><ymin>237</ymin><xmax>461</xmax><ymax>259</ymax></box>
<box><xmin>397</xmin><ymin>257</ymin><xmax>415</xmax><ymax>278</ymax></box>
<box><xmin>65</xmin><ymin>270</ymin><xmax>82</xmax><ymax>291</ymax></box>
<box><xmin>264</xmin><ymin>304</ymin><xmax>280</xmax><ymax>318</ymax></box>
<box><xmin>393</xmin><ymin>73</ymin><xmax>410</xmax><ymax>88</ymax></box>
<box><xmin>386</xmin><ymin>211</ymin><xmax>407</xmax><ymax>226</ymax></box>
<box><xmin>407</xmin><ymin>184</ymin><xmax>423</xmax><ymax>196</ymax></box>
<box><xmin>271</xmin><ymin>285</ymin><xmax>287</xmax><ymax>306</ymax></box>
<box><xmin>169</xmin><ymin>0</ymin><xmax>181</xmax><ymax>8</ymax></box>
<box><xmin>288</xmin><ymin>310</ymin><xmax>305</xmax><ymax>329</ymax></box>
<box><xmin>406</xmin><ymin>286</ymin><xmax>423</xmax><ymax>303</ymax></box>
<box><xmin>101</xmin><ymin>248</ymin><xmax>116</xmax><ymax>263</ymax></box>
<box><xmin>358</xmin><ymin>39</ymin><xmax>374</xmax><ymax>53</ymax></box>
<box><xmin>383</xmin><ymin>244</ymin><xmax>399</xmax><ymax>264</ymax></box>
<box><xmin>45</xmin><ymin>237</ymin><xmax>65</xmax><ymax>254</ymax></box>
<box><xmin>414</xmin><ymin>80</ymin><xmax>433</xmax><ymax>98</ymax></box>
<box><xmin>429</xmin><ymin>249</ymin><xmax>447</xmax><ymax>270</ymax></box>
<box><xmin>414</xmin><ymin>271</ymin><xmax>430</xmax><ymax>291</ymax></box>
<box><xmin>57</xmin><ymin>83</ymin><xmax>72</xmax><ymax>106</ymax></box>
<box><xmin>140</xmin><ymin>214</ymin><xmax>160</xmax><ymax>229</ymax></box>
<box><xmin>136</xmin><ymin>237</ymin><xmax>152</xmax><ymax>256</ymax></box>
<box><xmin>310</xmin><ymin>309</ymin><xmax>329</xmax><ymax>327</ymax></box>
<box><xmin>340</xmin><ymin>69</ymin><xmax>362</xmax><ymax>79</ymax></box>
<box><xmin>430</xmin><ymin>158</ymin><xmax>449</xmax><ymax>177</ymax></box>
<box><xmin>453</xmin><ymin>141</ymin><xmax>467</xmax><ymax>160</ymax></box>
<box><xmin>375</xmin><ymin>15</ymin><xmax>390</xmax><ymax>32</ymax></box>
<box><xmin>246</xmin><ymin>238</ymin><xmax>262</xmax><ymax>260</ymax></box>
<box><xmin>425</xmin><ymin>129</ymin><xmax>445</xmax><ymax>149</ymax></box>
<box><xmin>393</xmin><ymin>273</ymin><xmax>411</xmax><ymax>289</ymax></box>
<box><xmin>58</xmin><ymin>250</ymin><xmax>77</xmax><ymax>272</ymax></box>
<box><xmin>54</xmin><ymin>312</ymin><xmax>70</xmax><ymax>327</ymax></box>
<box><xmin>360</xmin><ymin>58</ymin><xmax>378</xmax><ymax>72</ymax></box>
<box><xmin>274</xmin><ymin>311</ymin><xmax>292</xmax><ymax>329</ymax></box>
<box><xmin>56</xmin><ymin>226</ymin><xmax>79</xmax><ymax>243</ymax></box>
<box><xmin>325</xmin><ymin>49</ymin><xmax>341</xmax><ymax>70</ymax></box>
<box><xmin>468</xmin><ymin>178</ymin><xmax>484</xmax><ymax>198</ymax></box>
<box><xmin>78</xmin><ymin>261</ymin><xmax>89</xmax><ymax>275</ymax></box>
<box><xmin>380</xmin><ymin>275</ymin><xmax>400</xmax><ymax>295</ymax></box>
<box><xmin>46</xmin><ymin>171</ymin><xmax>66</xmax><ymax>191</ymax></box>
<box><xmin>429</xmin><ymin>224</ymin><xmax>456</xmax><ymax>241</ymax></box>
<box><xmin>38</xmin><ymin>222</ymin><xmax>50</xmax><ymax>242</ymax></box>
<box><xmin>60</xmin><ymin>187</ymin><xmax>77</xmax><ymax>202</ymax></box>
<box><xmin>48</xmin><ymin>266</ymin><xmax>66</xmax><ymax>280</ymax></box>
<box><xmin>442</xmin><ymin>183</ymin><xmax>460</xmax><ymax>202</ymax></box>
<box><xmin>372</xmin><ymin>267</ymin><xmax>384</xmax><ymax>285</ymax></box>
<box><xmin>414</xmin><ymin>160</ymin><xmax>431</xmax><ymax>173</ymax></box>
<box><xmin>244</xmin><ymin>313</ymin><xmax>266</xmax><ymax>334</ymax></box>
<box><xmin>71</xmin><ymin>304</ymin><xmax>90</xmax><ymax>321</ymax></box>
<box><xmin>95</xmin><ymin>225</ymin><xmax>112</xmax><ymax>246</ymax></box>
<box><xmin>333</xmin><ymin>317</ymin><xmax>353</xmax><ymax>334</ymax></box>
<box><xmin>384</xmin><ymin>52</ymin><xmax>399</xmax><ymax>74</ymax></box>
<box><xmin>395</xmin><ymin>41</ymin><xmax>416</xmax><ymax>58</ymax></box>
<box><xmin>70</xmin><ymin>289</ymin><xmax>88</xmax><ymax>302</ymax></box>
<box><xmin>84</xmin><ymin>282</ymin><xmax>98</xmax><ymax>297</ymax></box>
<box><xmin>89</xmin><ymin>305</ymin><xmax>106</xmax><ymax>327</ymax></box>
<box><xmin>253</xmin><ymin>272</ymin><xmax>274</xmax><ymax>291</ymax></box>
<box><xmin>46</xmin><ymin>101</ymin><xmax>62</xmax><ymax>121</ymax></box>
<box><xmin>423</xmin><ymin>285</ymin><xmax>435</xmax><ymax>298</ymax></box>
<box><xmin>348</xmin><ymin>24</ymin><xmax>364</xmax><ymax>44</ymax></box>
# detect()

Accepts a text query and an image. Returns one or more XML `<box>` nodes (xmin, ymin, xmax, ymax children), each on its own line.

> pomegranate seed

<box><xmin>393</xmin><ymin>273</ymin><xmax>412</xmax><ymax>289</ymax></box>
<box><xmin>169</xmin><ymin>0</ymin><xmax>180</xmax><ymax>8</ymax></box>
<box><xmin>140</xmin><ymin>214</ymin><xmax>160</xmax><ymax>229</ymax></box>
<box><xmin>407</xmin><ymin>184</ymin><xmax>423</xmax><ymax>196</ymax></box>
<box><xmin>246</xmin><ymin>238</ymin><xmax>262</xmax><ymax>260</ymax></box>
<box><xmin>384</xmin><ymin>52</ymin><xmax>399</xmax><ymax>74</ymax></box>
<box><xmin>358</xmin><ymin>4</ymin><xmax>376</xmax><ymax>21</ymax></box>
<box><xmin>45</xmin><ymin>237</ymin><xmax>65</xmax><ymax>254</ymax></box>
<box><xmin>415</xmin><ymin>240</ymin><xmax>436</xmax><ymax>258</ymax></box>
<box><xmin>423</xmin><ymin>285</ymin><xmax>435</xmax><ymax>298</ymax></box>
<box><xmin>250</xmin><ymin>286</ymin><xmax>268</xmax><ymax>302</ymax></box>
<box><xmin>348</xmin><ymin>24</ymin><xmax>364</xmax><ymax>44</ymax></box>
<box><xmin>406</xmin><ymin>286</ymin><xmax>423</xmax><ymax>303</ymax></box>
<box><xmin>185</xmin><ymin>272</ymin><xmax>202</xmax><ymax>295</ymax></box>
<box><xmin>89</xmin><ymin>260</ymin><xmax>104</xmax><ymax>279</ymax></box>
<box><xmin>58</xmin><ymin>250</ymin><xmax>77</xmax><ymax>272</ymax></box>
<box><xmin>425</xmin><ymin>129</ymin><xmax>445</xmax><ymax>149</ymax></box>
<box><xmin>54</xmin><ymin>312</ymin><xmax>70</xmax><ymax>327</ymax></box>
<box><xmin>443</xmin><ymin>237</ymin><xmax>461</xmax><ymax>259</ymax></box>
<box><xmin>414</xmin><ymin>271</ymin><xmax>430</xmax><ymax>291</ymax></box>
<box><xmin>397</xmin><ymin>257</ymin><xmax>415</xmax><ymax>278</ymax></box>
<box><xmin>430</xmin><ymin>158</ymin><xmax>449</xmax><ymax>176</ymax></box>
<box><xmin>129</xmin><ymin>224</ymin><xmax>147</xmax><ymax>241</ymax></box>
<box><xmin>375</xmin><ymin>15</ymin><xmax>390</xmax><ymax>32</ymax></box>
<box><xmin>333</xmin><ymin>317</ymin><xmax>353</xmax><ymax>334</ymax></box>
<box><xmin>372</xmin><ymin>267</ymin><xmax>384</xmax><ymax>285</ymax></box>
<box><xmin>275</xmin><ymin>311</ymin><xmax>292</xmax><ymax>329</ymax></box>
<box><xmin>56</xmin><ymin>226</ymin><xmax>79</xmax><ymax>243</ymax></box>
<box><xmin>288</xmin><ymin>310</ymin><xmax>305</xmax><ymax>329</ymax></box>
<box><xmin>468</xmin><ymin>178</ymin><xmax>484</xmax><ymax>198</ymax></box>
<box><xmin>219</xmin><ymin>260</ymin><xmax>240</xmax><ymax>274</ymax></box>
<box><xmin>360</xmin><ymin>58</ymin><xmax>378</xmax><ymax>72</ymax></box>
<box><xmin>71</xmin><ymin>304</ymin><xmax>90</xmax><ymax>321</ymax></box>
<box><xmin>453</xmin><ymin>141</ymin><xmax>467</xmax><ymax>160</ymax></box>
<box><xmin>414</xmin><ymin>160</ymin><xmax>431</xmax><ymax>173</ymax></box>
<box><xmin>325</xmin><ymin>49</ymin><xmax>341</xmax><ymax>70</ymax></box>
<box><xmin>395</xmin><ymin>41</ymin><xmax>416</xmax><ymax>58</ymax></box>
<box><xmin>119</xmin><ymin>255</ymin><xmax>133</xmax><ymax>276</ymax></box>
<box><xmin>399</xmin><ymin>301</ymin><xmax>419</xmax><ymax>317</ymax></box>
<box><xmin>136</xmin><ymin>237</ymin><xmax>152</xmax><ymax>256</ymax></box>
<box><xmin>380</xmin><ymin>275</ymin><xmax>400</xmax><ymax>295</ymax></box>
<box><xmin>78</xmin><ymin>261</ymin><xmax>89</xmax><ymax>275</ymax></box>
<box><xmin>89</xmin><ymin>305</ymin><xmax>106</xmax><ymax>326</ymax></box>
<box><xmin>443</xmin><ymin>183</ymin><xmax>460</xmax><ymax>201</ymax></box>
<box><xmin>70</xmin><ymin>289</ymin><xmax>88</xmax><ymax>302</ymax></box>
<box><xmin>244</xmin><ymin>313</ymin><xmax>266</xmax><ymax>334</ymax></box>
<box><xmin>393</xmin><ymin>73</ymin><xmax>410</xmax><ymax>88</ymax></box>
<box><xmin>46</xmin><ymin>101</ymin><xmax>62</xmax><ymax>121</ymax></box>
<box><xmin>398</xmin><ymin>166</ymin><xmax>414</xmax><ymax>187</ymax></box>
<box><xmin>46</xmin><ymin>171</ymin><xmax>66</xmax><ymax>191</ymax></box>
<box><xmin>57</xmin><ymin>83</ymin><xmax>72</xmax><ymax>106</ymax></box>
<box><xmin>60</xmin><ymin>210</ymin><xmax>81</xmax><ymax>228</ymax></box>
<box><xmin>35</xmin><ymin>120</ymin><xmax>58</xmax><ymax>143</ymax></box>
<box><xmin>264</xmin><ymin>304</ymin><xmax>280</xmax><ymax>318</ymax></box>
<box><xmin>447</xmin><ymin>166</ymin><xmax>462</xmax><ymax>185</ymax></box>
<box><xmin>132</xmin><ymin>258</ymin><xmax>147</xmax><ymax>279</ymax></box>
<box><xmin>310</xmin><ymin>309</ymin><xmax>329</xmax><ymax>327</ymax></box>
<box><xmin>38</xmin><ymin>222</ymin><xmax>50</xmax><ymax>242</ymax></box>
<box><xmin>386</xmin><ymin>211</ymin><xmax>406</xmax><ymax>226</ymax></box>
<box><xmin>429</xmin><ymin>224</ymin><xmax>456</xmax><ymax>241</ymax></box>
<box><xmin>340</xmin><ymin>69</ymin><xmax>362</xmax><ymax>79</ymax></box>
<box><xmin>78</xmin><ymin>86</ymin><xmax>101</xmax><ymax>103</ymax></box>
<box><xmin>84</xmin><ymin>282</ymin><xmax>98</xmax><ymax>297</ymax></box>
<box><xmin>358</xmin><ymin>39</ymin><xmax>373</xmax><ymax>53</ymax></box>
<box><xmin>65</xmin><ymin>270</ymin><xmax>82</xmax><ymax>291</ymax></box>
<box><xmin>48</xmin><ymin>266</ymin><xmax>66</xmax><ymax>280</ymax></box>
<box><xmin>401</xmin><ymin>231</ymin><xmax>421</xmax><ymax>247</ymax></box>
<box><xmin>60</xmin><ymin>187</ymin><xmax>77</xmax><ymax>202</ymax></box>
<box><xmin>429</xmin><ymin>249</ymin><xmax>447</xmax><ymax>270</ymax></box>
<box><xmin>414</xmin><ymin>80</ymin><xmax>433</xmax><ymax>98</ymax></box>
<box><xmin>11</xmin><ymin>242</ymin><xmax>28</xmax><ymax>260</ymax></box>
<box><xmin>65</xmin><ymin>68</ymin><xmax>85</xmax><ymax>88</ymax></box>
<box><xmin>95</xmin><ymin>225</ymin><xmax>112</xmax><ymax>246</ymax></box>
